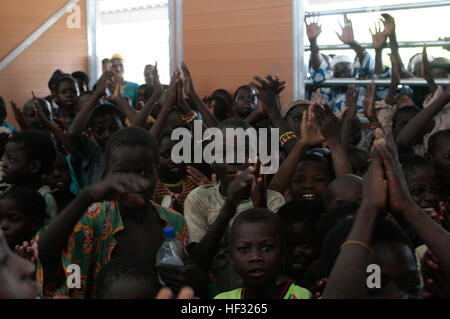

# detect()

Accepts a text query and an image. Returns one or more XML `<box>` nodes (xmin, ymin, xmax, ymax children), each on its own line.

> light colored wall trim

<box><xmin>176</xmin><ymin>0</ymin><xmax>183</xmax><ymax>70</ymax></box>
<box><xmin>168</xmin><ymin>0</ymin><xmax>175</xmax><ymax>74</ymax></box>
<box><xmin>0</xmin><ymin>0</ymin><xmax>80</xmax><ymax>73</ymax></box>
<box><xmin>86</xmin><ymin>0</ymin><xmax>98</xmax><ymax>88</ymax></box>
<box><xmin>292</xmin><ymin>0</ymin><xmax>305</xmax><ymax>100</ymax></box>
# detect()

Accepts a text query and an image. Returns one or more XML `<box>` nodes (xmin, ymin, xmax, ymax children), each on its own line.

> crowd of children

<box><xmin>0</xmin><ymin>13</ymin><xmax>449</xmax><ymax>299</ymax></box>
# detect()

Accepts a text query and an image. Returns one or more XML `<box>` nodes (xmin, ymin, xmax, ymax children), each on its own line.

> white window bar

<box><xmin>305</xmin><ymin>78</ymin><xmax>450</xmax><ymax>87</ymax></box>
<box><xmin>305</xmin><ymin>1</ymin><xmax>450</xmax><ymax>16</ymax></box>
<box><xmin>305</xmin><ymin>40</ymin><xmax>449</xmax><ymax>51</ymax></box>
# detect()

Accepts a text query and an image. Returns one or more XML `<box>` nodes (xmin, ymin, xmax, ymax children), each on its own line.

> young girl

<box><xmin>214</xmin><ymin>208</ymin><xmax>311</xmax><ymax>299</ymax></box>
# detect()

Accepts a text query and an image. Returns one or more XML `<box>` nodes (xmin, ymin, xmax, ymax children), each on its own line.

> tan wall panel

<box><xmin>0</xmin><ymin>0</ymin><xmax>88</xmax><ymax>129</ymax></box>
<box><xmin>183</xmin><ymin>0</ymin><xmax>293</xmax><ymax>106</ymax></box>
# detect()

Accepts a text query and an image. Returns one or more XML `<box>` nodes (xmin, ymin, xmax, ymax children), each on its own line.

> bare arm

<box><xmin>336</xmin><ymin>14</ymin><xmax>366</xmax><ymax>66</ymax></box>
<box><xmin>305</xmin><ymin>14</ymin><xmax>322</xmax><ymax>72</ymax></box>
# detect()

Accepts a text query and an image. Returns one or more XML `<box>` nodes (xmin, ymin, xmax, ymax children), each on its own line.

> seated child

<box><xmin>0</xmin><ymin>187</ymin><xmax>47</xmax><ymax>250</ymax></box>
<box><xmin>214</xmin><ymin>208</ymin><xmax>311</xmax><ymax>299</ymax></box>
<box><xmin>1</xmin><ymin>131</ymin><xmax>58</xmax><ymax>223</ymax></box>
<box><xmin>36</xmin><ymin>127</ymin><xmax>190</xmax><ymax>299</ymax></box>
<box><xmin>94</xmin><ymin>257</ymin><xmax>159</xmax><ymax>299</ymax></box>
<box><xmin>277</xmin><ymin>200</ymin><xmax>322</xmax><ymax>286</ymax></box>
<box><xmin>0</xmin><ymin>229</ymin><xmax>38</xmax><ymax>299</ymax></box>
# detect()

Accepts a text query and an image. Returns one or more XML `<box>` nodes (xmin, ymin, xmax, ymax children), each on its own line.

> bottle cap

<box><xmin>163</xmin><ymin>226</ymin><xmax>176</xmax><ymax>239</ymax></box>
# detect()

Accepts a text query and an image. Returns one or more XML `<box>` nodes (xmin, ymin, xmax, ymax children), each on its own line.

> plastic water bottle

<box><xmin>156</xmin><ymin>226</ymin><xmax>184</xmax><ymax>285</ymax></box>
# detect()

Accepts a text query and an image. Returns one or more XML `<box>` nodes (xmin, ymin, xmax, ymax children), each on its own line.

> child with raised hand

<box><xmin>36</xmin><ymin>127</ymin><xmax>207</xmax><ymax>299</ymax></box>
<box><xmin>214</xmin><ymin>208</ymin><xmax>311</xmax><ymax>299</ymax></box>
<box><xmin>0</xmin><ymin>187</ymin><xmax>47</xmax><ymax>250</ymax></box>
<box><xmin>322</xmin><ymin>128</ymin><xmax>450</xmax><ymax>298</ymax></box>
<box><xmin>1</xmin><ymin>131</ymin><xmax>58</xmax><ymax>223</ymax></box>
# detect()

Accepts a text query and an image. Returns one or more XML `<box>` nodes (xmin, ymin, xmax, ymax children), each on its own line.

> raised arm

<box><xmin>395</xmin><ymin>86</ymin><xmax>450</xmax><ymax>149</ymax></box>
<box><xmin>187</xmin><ymin>167</ymin><xmax>256</xmax><ymax>270</ymax></box>
<box><xmin>305</xmin><ymin>14</ymin><xmax>322</xmax><ymax>72</ymax></box>
<box><xmin>38</xmin><ymin>174</ymin><xmax>151</xmax><ymax>267</ymax></box>
<box><xmin>421</xmin><ymin>44</ymin><xmax>438</xmax><ymax>95</ymax></box>
<box><xmin>385</xmin><ymin>54</ymin><xmax>401</xmax><ymax>106</ymax></box>
<box><xmin>181</xmin><ymin>62</ymin><xmax>219</xmax><ymax>128</ymax></box>
<box><xmin>340</xmin><ymin>85</ymin><xmax>359</xmax><ymax>147</ymax></box>
<box><xmin>370</xmin><ymin>21</ymin><xmax>387</xmax><ymax>75</ymax></box>
<box><xmin>107</xmin><ymin>74</ymin><xmax>138</xmax><ymax>123</ymax></box>
<box><xmin>336</xmin><ymin>14</ymin><xmax>366</xmax><ymax>66</ymax></box>
<box><xmin>68</xmin><ymin>71</ymin><xmax>114</xmax><ymax>151</ymax></box>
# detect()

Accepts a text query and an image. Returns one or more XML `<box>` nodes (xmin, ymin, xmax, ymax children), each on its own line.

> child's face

<box><xmin>430</xmin><ymin>135</ymin><xmax>450</xmax><ymax>186</ymax></box>
<box><xmin>23</xmin><ymin>101</ymin><xmax>52</xmax><ymax>126</ymax></box>
<box><xmin>365</xmin><ymin>242</ymin><xmax>421</xmax><ymax>299</ymax></box>
<box><xmin>231</xmin><ymin>222</ymin><xmax>283</xmax><ymax>288</ymax></box>
<box><xmin>0</xmin><ymin>230</ymin><xmax>38</xmax><ymax>299</ymax></box>
<box><xmin>92</xmin><ymin>114</ymin><xmax>124</xmax><ymax>150</ymax></box>
<box><xmin>234</xmin><ymin>87</ymin><xmax>257</xmax><ymax>118</ymax></box>
<box><xmin>1</xmin><ymin>142</ymin><xmax>30</xmax><ymax>185</ymax></box>
<box><xmin>405</xmin><ymin>165</ymin><xmax>439</xmax><ymax>212</ymax></box>
<box><xmin>0</xmin><ymin>198</ymin><xmax>37</xmax><ymax>249</ymax></box>
<box><xmin>44</xmin><ymin>153</ymin><xmax>72</xmax><ymax>192</ymax></box>
<box><xmin>108</xmin><ymin>145</ymin><xmax>158</xmax><ymax>207</ymax></box>
<box><xmin>291</xmin><ymin>160</ymin><xmax>330</xmax><ymax>203</ymax></box>
<box><xmin>285</xmin><ymin>221</ymin><xmax>316</xmax><ymax>278</ymax></box>
<box><xmin>97</xmin><ymin>278</ymin><xmax>156</xmax><ymax>299</ymax></box>
<box><xmin>56</xmin><ymin>80</ymin><xmax>78</xmax><ymax>111</ymax></box>
<box><xmin>285</xmin><ymin>105</ymin><xmax>308</xmax><ymax>137</ymax></box>
<box><xmin>159</xmin><ymin>136</ymin><xmax>186</xmax><ymax>182</ymax></box>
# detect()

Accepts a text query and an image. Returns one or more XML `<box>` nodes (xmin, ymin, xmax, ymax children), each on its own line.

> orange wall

<box><xmin>0</xmin><ymin>0</ymin><xmax>88</xmax><ymax>128</ymax></box>
<box><xmin>183</xmin><ymin>0</ymin><xmax>293</xmax><ymax>106</ymax></box>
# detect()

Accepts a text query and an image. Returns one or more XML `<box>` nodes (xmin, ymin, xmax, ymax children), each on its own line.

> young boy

<box><xmin>214</xmin><ymin>208</ymin><xmax>311</xmax><ymax>299</ymax></box>
<box><xmin>184</xmin><ymin>118</ymin><xmax>285</xmax><ymax>292</ymax></box>
<box><xmin>0</xmin><ymin>187</ymin><xmax>47</xmax><ymax>250</ymax></box>
<box><xmin>1</xmin><ymin>131</ymin><xmax>58</xmax><ymax>223</ymax></box>
<box><xmin>36</xmin><ymin>127</ymin><xmax>190</xmax><ymax>299</ymax></box>
<box><xmin>277</xmin><ymin>200</ymin><xmax>321</xmax><ymax>286</ymax></box>
<box><xmin>54</xmin><ymin>74</ymin><xmax>79</xmax><ymax>124</ymax></box>
<box><xmin>232</xmin><ymin>85</ymin><xmax>258</xmax><ymax>119</ymax></box>
<box><xmin>94</xmin><ymin>257</ymin><xmax>159</xmax><ymax>299</ymax></box>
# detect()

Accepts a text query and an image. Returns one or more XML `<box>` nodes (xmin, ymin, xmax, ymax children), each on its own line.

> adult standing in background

<box><xmin>110</xmin><ymin>54</ymin><xmax>139</xmax><ymax>108</ymax></box>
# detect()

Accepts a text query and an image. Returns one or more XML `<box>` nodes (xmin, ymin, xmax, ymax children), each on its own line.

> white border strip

<box><xmin>168</xmin><ymin>0</ymin><xmax>175</xmax><ymax>74</ymax></box>
<box><xmin>0</xmin><ymin>0</ymin><xmax>80</xmax><ymax>72</ymax></box>
<box><xmin>86</xmin><ymin>0</ymin><xmax>98</xmax><ymax>88</ymax></box>
<box><xmin>176</xmin><ymin>0</ymin><xmax>183</xmax><ymax>69</ymax></box>
<box><xmin>292</xmin><ymin>0</ymin><xmax>305</xmax><ymax>100</ymax></box>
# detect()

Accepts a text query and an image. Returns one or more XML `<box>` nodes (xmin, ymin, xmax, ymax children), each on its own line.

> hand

<box><xmin>181</xmin><ymin>62</ymin><xmax>196</xmax><ymax>98</ymax></box>
<box><xmin>345</xmin><ymin>85</ymin><xmax>359</xmax><ymax>109</ymax></box>
<box><xmin>151</xmin><ymin>62</ymin><xmax>163</xmax><ymax>101</ymax></box>
<box><xmin>250</xmin><ymin>75</ymin><xmax>285</xmax><ymax>113</ymax></box>
<box><xmin>161</xmin><ymin>69</ymin><xmax>179</xmax><ymax>109</ymax></box>
<box><xmin>304</xmin><ymin>14</ymin><xmax>322</xmax><ymax>41</ymax></box>
<box><xmin>336</xmin><ymin>14</ymin><xmax>355</xmax><ymax>45</ymax></box>
<box><xmin>310</xmin><ymin>88</ymin><xmax>328</xmax><ymax>105</ymax></box>
<box><xmin>311</xmin><ymin>278</ymin><xmax>328</xmax><ymax>299</ymax></box>
<box><xmin>14</xmin><ymin>240</ymin><xmax>38</xmax><ymax>264</ymax></box>
<box><xmin>155</xmin><ymin>286</ymin><xmax>195</xmax><ymax>299</ymax></box>
<box><xmin>106</xmin><ymin>74</ymin><xmax>122</xmax><ymax>103</ymax></box>
<box><xmin>372</xmin><ymin>128</ymin><xmax>415</xmax><ymax>213</ymax></box>
<box><xmin>312</xmin><ymin>103</ymin><xmax>341</xmax><ymax>142</ymax></box>
<box><xmin>32</xmin><ymin>92</ymin><xmax>54</xmax><ymax>129</ymax></box>
<box><xmin>226</xmin><ymin>166</ymin><xmax>257</xmax><ymax>207</ymax></box>
<box><xmin>94</xmin><ymin>71</ymin><xmax>115</xmax><ymax>97</ymax></box>
<box><xmin>363</xmin><ymin>81</ymin><xmax>377</xmax><ymax>123</ymax></box>
<box><xmin>156</xmin><ymin>262</ymin><xmax>209</xmax><ymax>297</ymax></box>
<box><xmin>299</xmin><ymin>104</ymin><xmax>325</xmax><ymax>147</ymax></box>
<box><xmin>250</xmin><ymin>160</ymin><xmax>267</xmax><ymax>208</ymax></box>
<box><xmin>186</xmin><ymin>166</ymin><xmax>214</xmax><ymax>186</ymax></box>
<box><xmin>380</xmin><ymin>13</ymin><xmax>395</xmax><ymax>37</ymax></box>
<box><xmin>370</xmin><ymin>21</ymin><xmax>386</xmax><ymax>49</ymax></box>
<box><xmin>421</xmin><ymin>249</ymin><xmax>450</xmax><ymax>299</ymax></box>
<box><xmin>10</xmin><ymin>99</ymin><xmax>30</xmax><ymax>131</ymax></box>
<box><xmin>87</xmin><ymin>173</ymin><xmax>151</xmax><ymax>203</ymax></box>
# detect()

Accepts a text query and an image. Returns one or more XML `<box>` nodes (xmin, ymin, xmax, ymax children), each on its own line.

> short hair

<box><xmin>9</xmin><ymin>130</ymin><xmax>57</xmax><ymax>174</ymax></box>
<box><xmin>94</xmin><ymin>257</ymin><xmax>159</xmax><ymax>299</ymax></box>
<box><xmin>230</xmin><ymin>208</ymin><xmax>286</xmax><ymax>251</ymax></box>
<box><xmin>298</xmin><ymin>151</ymin><xmax>334</xmax><ymax>179</ymax></box>
<box><xmin>48</xmin><ymin>69</ymin><xmax>64</xmax><ymax>90</ymax></box>
<box><xmin>138</xmin><ymin>84</ymin><xmax>154</xmax><ymax>102</ymax></box>
<box><xmin>71</xmin><ymin>71</ymin><xmax>89</xmax><ymax>87</ymax></box>
<box><xmin>88</xmin><ymin>103</ymin><xmax>125</xmax><ymax>128</ymax></box>
<box><xmin>399</xmin><ymin>153</ymin><xmax>432</xmax><ymax>178</ymax></box>
<box><xmin>392</xmin><ymin>105</ymin><xmax>420</xmax><ymax>129</ymax></box>
<box><xmin>0</xmin><ymin>187</ymin><xmax>48</xmax><ymax>223</ymax></box>
<box><xmin>55</xmin><ymin>73</ymin><xmax>77</xmax><ymax>92</ymax></box>
<box><xmin>102</xmin><ymin>58</ymin><xmax>110</xmax><ymax>64</ymax></box>
<box><xmin>233</xmin><ymin>85</ymin><xmax>255</xmax><ymax>103</ymax></box>
<box><xmin>105</xmin><ymin>127</ymin><xmax>159</xmax><ymax>167</ymax></box>
<box><xmin>427</xmin><ymin>129</ymin><xmax>450</xmax><ymax>155</ymax></box>
<box><xmin>322</xmin><ymin>217</ymin><xmax>414</xmax><ymax>276</ymax></box>
<box><xmin>212</xmin><ymin>88</ymin><xmax>232</xmax><ymax>105</ymax></box>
